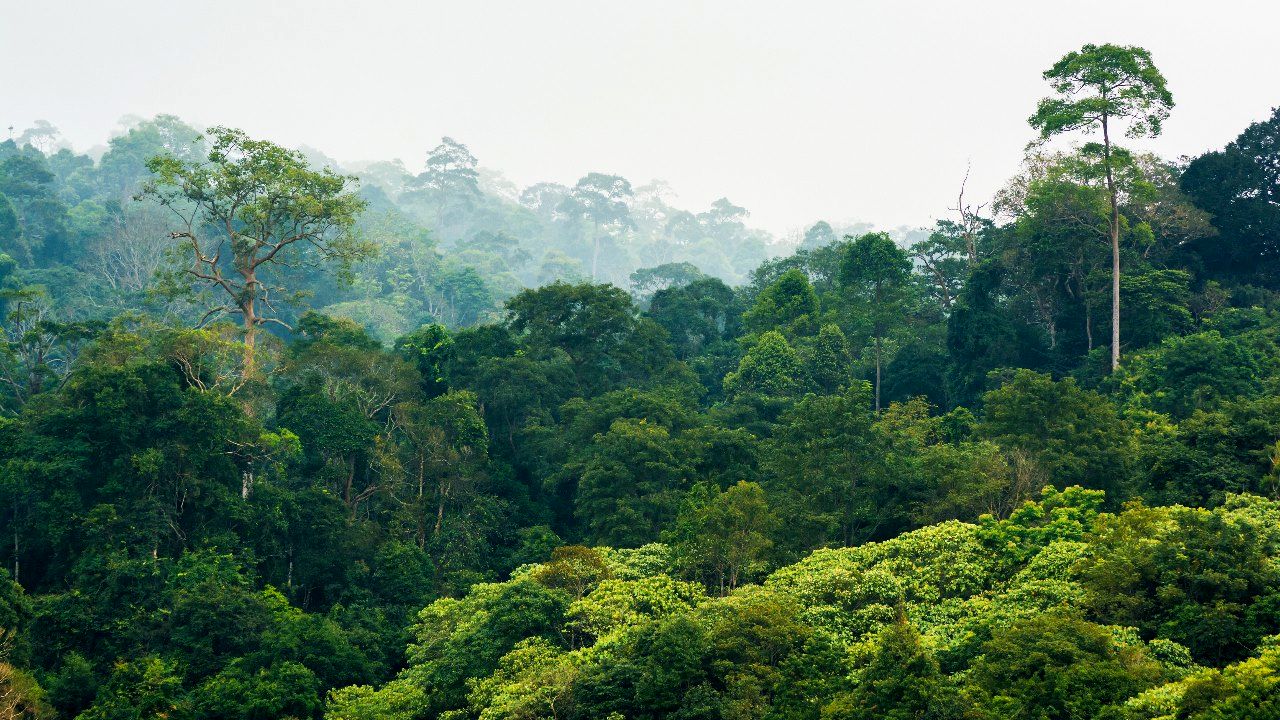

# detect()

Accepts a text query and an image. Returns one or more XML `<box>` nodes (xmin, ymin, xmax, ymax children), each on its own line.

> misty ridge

<box><xmin>4</xmin><ymin>114</ymin><xmax>910</xmax><ymax>339</ymax></box>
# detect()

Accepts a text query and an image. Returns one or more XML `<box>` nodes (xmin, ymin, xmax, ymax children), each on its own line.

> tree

<box><xmin>142</xmin><ymin>127</ymin><xmax>372</xmax><ymax>376</ymax></box>
<box><xmin>1007</xmin><ymin>167</ymin><xmax>1111</xmax><ymax>353</ymax></box>
<box><xmin>518</xmin><ymin>182</ymin><xmax>570</xmax><ymax>224</ymax></box>
<box><xmin>979</xmin><ymin>369</ymin><xmax>1133</xmax><ymax>499</ymax></box>
<box><xmin>910</xmin><ymin>222</ymin><xmax>970</xmax><ymax>313</ymax></box>
<box><xmin>278</xmin><ymin>316</ymin><xmax>417</xmax><ymax>514</ymax></box>
<box><xmin>743</xmin><ymin>268</ymin><xmax>819</xmax><ymax>336</ymax></box>
<box><xmin>1077</xmin><ymin>502</ymin><xmax>1280</xmax><ymax>665</ymax></box>
<box><xmin>94</xmin><ymin>115</ymin><xmax>206</xmax><ymax>203</ymax></box>
<box><xmin>965</xmin><ymin>612</ymin><xmax>1164</xmax><ymax>720</ymax></box>
<box><xmin>824</xmin><ymin>617</ymin><xmax>963</xmax><ymax>720</ymax></box>
<box><xmin>0</xmin><ymin>661</ymin><xmax>48</xmax><ymax>720</ymax></box>
<box><xmin>801</xmin><ymin>220</ymin><xmax>837</xmax><ymax>250</ymax></box>
<box><xmin>505</xmin><ymin>282</ymin><xmax>672</xmax><ymax>395</ymax></box>
<box><xmin>191</xmin><ymin>661</ymin><xmax>321</xmax><ymax>720</ymax></box>
<box><xmin>532</xmin><ymin>545</ymin><xmax>612</xmax><ymax>600</ymax></box>
<box><xmin>950</xmin><ymin>165</ymin><xmax>992</xmax><ymax>266</ymax></box>
<box><xmin>1181</xmin><ymin>107</ymin><xmax>1280</xmax><ymax>288</ymax></box>
<box><xmin>574</xmin><ymin>418</ymin><xmax>693</xmax><ymax>547</ymax></box>
<box><xmin>647</xmin><ymin>277</ymin><xmax>740</xmax><ymax>361</ymax></box>
<box><xmin>629</xmin><ymin>262</ymin><xmax>705</xmax><ymax>302</ymax></box>
<box><xmin>412</xmin><ymin>137</ymin><xmax>482</xmax><ymax>232</ymax></box>
<box><xmin>435</xmin><ymin>264</ymin><xmax>495</xmax><ymax>326</ymax></box>
<box><xmin>840</xmin><ymin>232</ymin><xmax>914</xmax><ymax>410</ymax></box>
<box><xmin>0</xmin><ymin>144</ymin><xmax>69</xmax><ymax>265</ymax></box>
<box><xmin>1172</xmin><ymin>645</ymin><xmax>1280</xmax><ymax>719</ymax></box>
<box><xmin>394</xmin><ymin>323</ymin><xmax>454</xmax><ymax>398</ymax></box>
<box><xmin>84</xmin><ymin>202</ymin><xmax>177</xmax><ymax>295</ymax></box>
<box><xmin>723</xmin><ymin>331</ymin><xmax>805</xmax><ymax>401</ymax></box>
<box><xmin>77</xmin><ymin>657</ymin><xmax>189</xmax><ymax>720</ymax></box>
<box><xmin>0</xmin><ymin>204</ymin><xmax>17</xmax><ymax>267</ymax></box>
<box><xmin>698</xmin><ymin>197</ymin><xmax>749</xmax><ymax>243</ymax></box>
<box><xmin>0</xmin><ymin>291</ymin><xmax>97</xmax><ymax>409</ymax></box>
<box><xmin>807</xmin><ymin>323</ymin><xmax>853</xmax><ymax>394</ymax></box>
<box><xmin>1030</xmin><ymin>44</ymin><xmax>1174</xmax><ymax>371</ymax></box>
<box><xmin>558</xmin><ymin>173</ymin><xmax>634</xmax><ymax>281</ymax></box>
<box><xmin>14</xmin><ymin>121</ymin><xmax>61</xmax><ymax>155</ymax></box>
<box><xmin>763</xmin><ymin>383</ymin><xmax>894</xmax><ymax>549</ymax></box>
<box><xmin>396</xmin><ymin>390</ymin><xmax>489</xmax><ymax>543</ymax></box>
<box><xmin>667</xmin><ymin>481</ymin><xmax>779</xmax><ymax>594</ymax></box>
<box><xmin>460</xmin><ymin>230</ymin><xmax>530</xmax><ymax>271</ymax></box>
<box><xmin>1139</xmin><ymin>396</ymin><xmax>1280</xmax><ymax>505</ymax></box>
<box><xmin>945</xmin><ymin>262</ymin><xmax>1044</xmax><ymax>407</ymax></box>
<box><xmin>1119</xmin><ymin>269</ymin><xmax>1191</xmax><ymax>349</ymax></box>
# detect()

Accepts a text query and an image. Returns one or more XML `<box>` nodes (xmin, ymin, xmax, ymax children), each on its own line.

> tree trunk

<box><xmin>434</xmin><ymin>487</ymin><xmax>446</xmax><ymax>538</ymax></box>
<box><xmin>417</xmin><ymin>453</ymin><xmax>427</xmax><ymax>549</ymax></box>
<box><xmin>590</xmin><ymin>220</ymin><xmax>600</xmax><ymax>281</ymax></box>
<box><xmin>1102</xmin><ymin>117</ymin><xmax>1121</xmax><ymax>372</ymax></box>
<box><xmin>874</xmin><ymin>336</ymin><xmax>882</xmax><ymax>412</ymax></box>
<box><xmin>1085</xmin><ymin>299</ymin><xmax>1094</xmax><ymax>352</ymax></box>
<box><xmin>344</xmin><ymin>456</ymin><xmax>355</xmax><ymax>508</ymax></box>
<box><xmin>242</xmin><ymin>303</ymin><xmax>257</xmax><ymax>378</ymax></box>
<box><xmin>1110</xmin><ymin>220</ymin><xmax>1120</xmax><ymax>371</ymax></box>
<box><xmin>11</xmin><ymin>501</ymin><xmax>18</xmax><ymax>585</ymax></box>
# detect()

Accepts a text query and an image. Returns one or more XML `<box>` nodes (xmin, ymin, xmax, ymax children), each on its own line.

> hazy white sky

<box><xmin>4</xmin><ymin>0</ymin><xmax>1278</xmax><ymax>234</ymax></box>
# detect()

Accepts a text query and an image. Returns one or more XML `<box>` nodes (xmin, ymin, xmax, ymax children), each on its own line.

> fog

<box><xmin>4</xmin><ymin>0</ymin><xmax>1277</xmax><ymax>234</ymax></box>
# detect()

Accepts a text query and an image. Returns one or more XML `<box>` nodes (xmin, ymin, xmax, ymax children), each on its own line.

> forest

<box><xmin>1</xmin><ymin>43</ymin><xmax>1279</xmax><ymax>719</ymax></box>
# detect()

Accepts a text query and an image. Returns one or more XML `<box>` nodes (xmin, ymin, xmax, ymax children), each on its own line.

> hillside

<box><xmin>329</xmin><ymin>489</ymin><xmax>1280</xmax><ymax>719</ymax></box>
<box><xmin>1</xmin><ymin>41</ymin><xmax>1280</xmax><ymax>720</ymax></box>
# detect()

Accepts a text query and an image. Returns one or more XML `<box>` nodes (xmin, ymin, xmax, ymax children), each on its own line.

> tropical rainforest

<box><xmin>1</xmin><ymin>43</ymin><xmax>1280</xmax><ymax>720</ymax></box>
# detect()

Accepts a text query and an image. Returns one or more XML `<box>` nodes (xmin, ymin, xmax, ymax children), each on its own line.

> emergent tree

<box><xmin>142</xmin><ymin>127</ymin><xmax>371</xmax><ymax>377</ymax></box>
<box><xmin>1030</xmin><ymin>43</ymin><xmax>1173</xmax><ymax>371</ymax></box>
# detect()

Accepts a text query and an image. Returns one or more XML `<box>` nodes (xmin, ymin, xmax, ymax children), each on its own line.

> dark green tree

<box><xmin>840</xmin><ymin>232</ymin><xmax>914</xmax><ymax>410</ymax></box>
<box><xmin>824</xmin><ymin>617</ymin><xmax>963</xmax><ymax>720</ymax></box>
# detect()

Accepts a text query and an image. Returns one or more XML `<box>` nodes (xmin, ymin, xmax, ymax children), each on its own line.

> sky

<box><xmin>4</xmin><ymin>0</ymin><xmax>1278</xmax><ymax>236</ymax></box>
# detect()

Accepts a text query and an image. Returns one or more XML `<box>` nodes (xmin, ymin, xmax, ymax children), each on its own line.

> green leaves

<box><xmin>979</xmin><ymin>369</ymin><xmax>1133</xmax><ymax>497</ymax></box>
<box><xmin>575</xmin><ymin>418</ymin><xmax>694</xmax><ymax>547</ymax></box>
<box><xmin>666</xmin><ymin>481</ymin><xmax>779</xmax><ymax>594</ymax></box>
<box><xmin>743</xmin><ymin>268</ymin><xmax>819</xmax><ymax>336</ymax></box>
<box><xmin>724</xmin><ymin>331</ymin><xmax>805</xmax><ymax>400</ymax></box>
<box><xmin>1030</xmin><ymin>44</ymin><xmax>1174</xmax><ymax>141</ymax></box>
<box><xmin>140</xmin><ymin>126</ymin><xmax>372</xmax><ymax>374</ymax></box>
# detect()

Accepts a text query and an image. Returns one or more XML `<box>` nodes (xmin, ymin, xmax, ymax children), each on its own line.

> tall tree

<box><xmin>800</xmin><ymin>220</ymin><xmax>837</xmax><ymax>250</ymax></box>
<box><xmin>628</xmin><ymin>262</ymin><xmax>705</xmax><ymax>302</ymax></box>
<box><xmin>910</xmin><ymin>221</ymin><xmax>971</xmax><ymax>313</ymax></box>
<box><xmin>559</xmin><ymin>174</ymin><xmax>634</xmax><ymax>281</ymax></box>
<box><xmin>142</xmin><ymin>127</ymin><xmax>371</xmax><ymax>376</ymax></box>
<box><xmin>414</xmin><ymin>137</ymin><xmax>482</xmax><ymax>232</ymax></box>
<box><xmin>1030</xmin><ymin>43</ymin><xmax>1173</xmax><ymax>372</ymax></box>
<box><xmin>14</xmin><ymin>120</ymin><xmax>61</xmax><ymax>155</ymax></box>
<box><xmin>840</xmin><ymin>232</ymin><xmax>913</xmax><ymax>411</ymax></box>
<box><xmin>950</xmin><ymin>165</ymin><xmax>990</xmax><ymax>266</ymax></box>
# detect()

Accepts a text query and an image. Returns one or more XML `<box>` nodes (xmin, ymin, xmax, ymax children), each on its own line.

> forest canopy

<box><xmin>1</xmin><ymin>42</ymin><xmax>1280</xmax><ymax>720</ymax></box>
